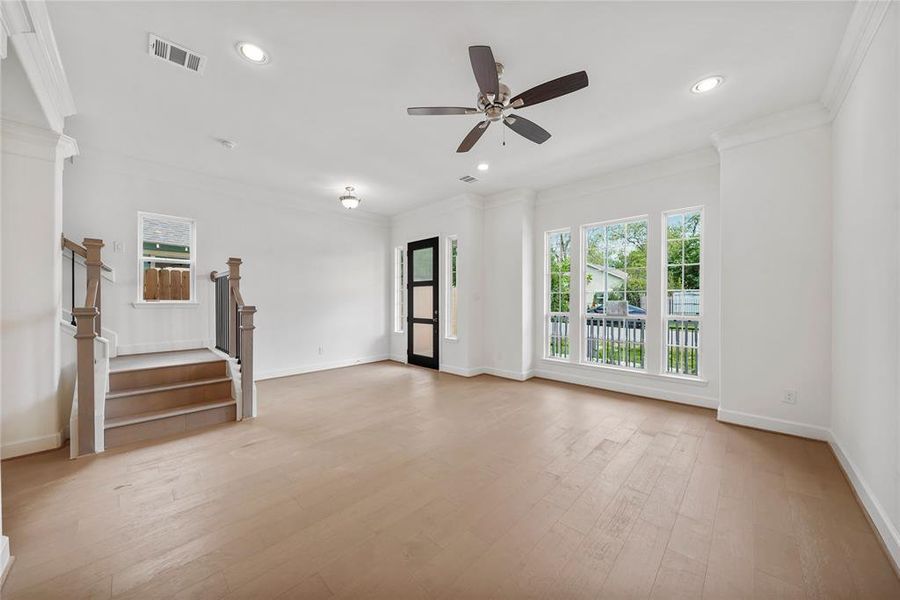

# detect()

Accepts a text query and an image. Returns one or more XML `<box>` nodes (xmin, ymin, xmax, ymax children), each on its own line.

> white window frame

<box><xmin>136</xmin><ymin>211</ymin><xmax>196</xmax><ymax>304</ymax></box>
<box><xmin>445</xmin><ymin>236</ymin><xmax>458</xmax><ymax>340</ymax></box>
<box><xmin>393</xmin><ymin>246</ymin><xmax>405</xmax><ymax>333</ymax></box>
<box><xmin>661</xmin><ymin>206</ymin><xmax>704</xmax><ymax>378</ymax></box>
<box><xmin>579</xmin><ymin>215</ymin><xmax>649</xmax><ymax>372</ymax></box>
<box><xmin>544</xmin><ymin>228</ymin><xmax>572</xmax><ymax>361</ymax></box>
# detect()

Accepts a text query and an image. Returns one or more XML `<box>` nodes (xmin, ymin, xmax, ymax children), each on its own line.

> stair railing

<box><xmin>63</xmin><ymin>236</ymin><xmax>106</xmax><ymax>456</ymax></box>
<box><xmin>210</xmin><ymin>257</ymin><xmax>256</xmax><ymax>419</ymax></box>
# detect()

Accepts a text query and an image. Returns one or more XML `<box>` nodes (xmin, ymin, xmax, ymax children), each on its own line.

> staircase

<box><xmin>64</xmin><ymin>236</ymin><xmax>256</xmax><ymax>457</ymax></box>
<box><xmin>104</xmin><ymin>349</ymin><xmax>237</xmax><ymax>448</ymax></box>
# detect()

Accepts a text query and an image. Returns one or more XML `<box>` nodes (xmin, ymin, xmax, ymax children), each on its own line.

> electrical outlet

<box><xmin>114</xmin><ymin>241</ymin><xmax>123</xmax><ymax>253</ymax></box>
<box><xmin>783</xmin><ymin>390</ymin><xmax>798</xmax><ymax>404</ymax></box>
<box><xmin>318</xmin><ymin>346</ymin><xmax>324</xmax><ymax>355</ymax></box>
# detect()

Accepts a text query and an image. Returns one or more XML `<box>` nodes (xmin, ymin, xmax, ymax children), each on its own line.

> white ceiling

<box><xmin>48</xmin><ymin>1</ymin><xmax>853</xmax><ymax>216</ymax></box>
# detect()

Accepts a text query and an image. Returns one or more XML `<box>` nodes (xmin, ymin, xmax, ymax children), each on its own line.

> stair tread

<box><xmin>107</xmin><ymin>376</ymin><xmax>232</xmax><ymax>399</ymax></box>
<box><xmin>109</xmin><ymin>349</ymin><xmax>225</xmax><ymax>373</ymax></box>
<box><xmin>109</xmin><ymin>358</ymin><xmax>226</xmax><ymax>375</ymax></box>
<box><xmin>105</xmin><ymin>398</ymin><xmax>236</xmax><ymax>429</ymax></box>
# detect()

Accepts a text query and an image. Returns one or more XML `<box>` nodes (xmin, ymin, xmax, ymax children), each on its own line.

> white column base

<box><xmin>0</xmin><ymin>535</ymin><xmax>13</xmax><ymax>588</ymax></box>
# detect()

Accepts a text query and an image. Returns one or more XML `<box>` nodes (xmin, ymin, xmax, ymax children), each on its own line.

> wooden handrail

<box><xmin>62</xmin><ymin>234</ymin><xmax>112</xmax><ymax>272</ymax></box>
<box><xmin>62</xmin><ymin>235</ymin><xmax>86</xmax><ymax>258</ymax></box>
<box><xmin>233</xmin><ymin>287</ymin><xmax>245</xmax><ymax>308</ymax></box>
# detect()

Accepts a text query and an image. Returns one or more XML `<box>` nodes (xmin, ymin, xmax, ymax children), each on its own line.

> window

<box><xmin>545</xmin><ymin>229</ymin><xmax>571</xmax><ymax>359</ymax></box>
<box><xmin>393</xmin><ymin>247</ymin><xmax>405</xmax><ymax>332</ymax></box>
<box><xmin>664</xmin><ymin>208</ymin><xmax>702</xmax><ymax>376</ymax></box>
<box><xmin>446</xmin><ymin>237</ymin><xmax>458</xmax><ymax>339</ymax></box>
<box><xmin>138</xmin><ymin>212</ymin><xmax>195</xmax><ymax>302</ymax></box>
<box><xmin>582</xmin><ymin>218</ymin><xmax>648</xmax><ymax>369</ymax></box>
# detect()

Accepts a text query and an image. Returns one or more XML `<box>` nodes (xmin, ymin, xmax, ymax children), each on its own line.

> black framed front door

<box><xmin>407</xmin><ymin>237</ymin><xmax>439</xmax><ymax>369</ymax></box>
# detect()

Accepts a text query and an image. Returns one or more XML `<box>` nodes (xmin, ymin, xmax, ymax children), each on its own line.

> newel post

<box><xmin>239</xmin><ymin>305</ymin><xmax>257</xmax><ymax>419</ymax></box>
<box><xmin>227</xmin><ymin>257</ymin><xmax>242</xmax><ymax>358</ymax></box>
<box><xmin>83</xmin><ymin>238</ymin><xmax>104</xmax><ymax>335</ymax></box>
<box><xmin>73</xmin><ymin>306</ymin><xmax>99</xmax><ymax>455</ymax></box>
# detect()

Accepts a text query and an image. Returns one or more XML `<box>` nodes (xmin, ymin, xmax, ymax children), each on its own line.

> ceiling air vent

<box><xmin>148</xmin><ymin>34</ymin><xmax>207</xmax><ymax>75</ymax></box>
<box><xmin>459</xmin><ymin>175</ymin><xmax>478</xmax><ymax>183</ymax></box>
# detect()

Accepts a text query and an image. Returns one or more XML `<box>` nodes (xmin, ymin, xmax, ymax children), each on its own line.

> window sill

<box><xmin>132</xmin><ymin>301</ymin><xmax>200</xmax><ymax>309</ymax></box>
<box><xmin>539</xmin><ymin>358</ymin><xmax>708</xmax><ymax>386</ymax></box>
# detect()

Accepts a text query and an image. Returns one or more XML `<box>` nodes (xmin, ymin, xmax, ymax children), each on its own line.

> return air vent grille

<box><xmin>148</xmin><ymin>34</ymin><xmax>207</xmax><ymax>75</ymax></box>
<box><xmin>459</xmin><ymin>175</ymin><xmax>478</xmax><ymax>183</ymax></box>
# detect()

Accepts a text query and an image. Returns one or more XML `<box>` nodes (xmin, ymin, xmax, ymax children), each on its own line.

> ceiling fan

<box><xmin>407</xmin><ymin>45</ymin><xmax>588</xmax><ymax>153</ymax></box>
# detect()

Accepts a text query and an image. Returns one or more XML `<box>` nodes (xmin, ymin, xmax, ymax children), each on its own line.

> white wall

<box><xmin>62</xmin><ymin>150</ymin><xmax>391</xmax><ymax>380</ymax></box>
<box><xmin>0</xmin><ymin>47</ymin><xmax>74</xmax><ymax>459</ymax></box>
<box><xmin>718</xmin><ymin>124</ymin><xmax>833</xmax><ymax>437</ymax></box>
<box><xmin>483</xmin><ymin>190</ymin><xmax>535</xmax><ymax>379</ymax></box>
<box><xmin>389</xmin><ymin>193</ymin><xmax>484</xmax><ymax>375</ymax></box>
<box><xmin>531</xmin><ymin>150</ymin><xmax>721</xmax><ymax>408</ymax></box>
<box><xmin>831</xmin><ymin>3</ymin><xmax>900</xmax><ymax>565</ymax></box>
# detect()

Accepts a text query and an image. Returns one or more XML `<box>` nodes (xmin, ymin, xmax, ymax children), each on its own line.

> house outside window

<box><xmin>138</xmin><ymin>212</ymin><xmax>195</xmax><ymax>303</ymax></box>
<box><xmin>394</xmin><ymin>247</ymin><xmax>405</xmax><ymax>333</ymax></box>
<box><xmin>582</xmin><ymin>217</ymin><xmax>648</xmax><ymax>370</ymax></box>
<box><xmin>664</xmin><ymin>208</ymin><xmax>702</xmax><ymax>376</ymax></box>
<box><xmin>545</xmin><ymin>229</ymin><xmax>571</xmax><ymax>359</ymax></box>
<box><xmin>446</xmin><ymin>237</ymin><xmax>458</xmax><ymax>339</ymax></box>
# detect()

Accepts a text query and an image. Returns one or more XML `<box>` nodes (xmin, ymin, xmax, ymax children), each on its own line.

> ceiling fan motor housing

<box><xmin>477</xmin><ymin>82</ymin><xmax>511</xmax><ymax>113</ymax></box>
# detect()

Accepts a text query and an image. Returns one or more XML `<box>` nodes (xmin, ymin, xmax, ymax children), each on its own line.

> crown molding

<box><xmin>1</xmin><ymin>118</ymin><xmax>76</xmax><ymax>161</ymax></box>
<box><xmin>391</xmin><ymin>192</ymin><xmax>484</xmax><ymax>223</ymax></box>
<box><xmin>0</xmin><ymin>0</ymin><xmax>76</xmax><ymax>133</ymax></box>
<box><xmin>821</xmin><ymin>0</ymin><xmax>892</xmax><ymax>120</ymax></box>
<box><xmin>483</xmin><ymin>189</ymin><xmax>536</xmax><ymax>211</ymax></box>
<box><xmin>537</xmin><ymin>146</ymin><xmax>719</xmax><ymax>206</ymax></box>
<box><xmin>711</xmin><ymin>103</ymin><xmax>831</xmax><ymax>152</ymax></box>
<box><xmin>66</xmin><ymin>144</ymin><xmax>390</xmax><ymax>227</ymax></box>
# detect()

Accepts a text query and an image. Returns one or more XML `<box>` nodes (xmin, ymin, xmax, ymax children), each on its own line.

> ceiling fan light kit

<box><xmin>407</xmin><ymin>45</ymin><xmax>589</xmax><ymax>153</ymax></box>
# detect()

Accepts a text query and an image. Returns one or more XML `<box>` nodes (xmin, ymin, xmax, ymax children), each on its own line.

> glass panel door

<box><xmin>407</xmin><ymin>237</ymin><xmax>439</xmax><ymax>369</ymax></box>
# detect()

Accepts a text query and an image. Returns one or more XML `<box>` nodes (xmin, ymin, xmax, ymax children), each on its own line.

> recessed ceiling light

<box><xmin>691</xmin><ymin>76</ymin><xmax>724</xmax><ymax>94</ymax></box>
<box><xmin>236</xmin><ymin>42</ymin><xmax>269</xmax><ymax>64</ymax></box>
<box><xmin>476</xmin><ymin>162</ymin><xmax>489</xmax><ymax>171</ymax></box>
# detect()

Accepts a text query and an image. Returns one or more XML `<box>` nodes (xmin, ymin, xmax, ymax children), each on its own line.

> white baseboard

<box><xmin>440</xmin><ymin>364</ymin><xmax>484</xmax><ymax>377</ymax></box>
<box><xmin>533</xmin><ymin>368</ymin><xmax>718</xmax><ymax>410</ymax></box>
<box><xmin>0</xmin><ymin>536</ymin><xmax>12</xmax><ymax>588</ymax></box>
<box><xmin>1</xmin><ymin>431</ymin><xmax>63</xmax><ymax>459</ymax></box>
<box><xmin>482</xmin><ymin>367</ymin><xmax>534</xmax><ymax>381</ymax></box>
<box><xmin>716</xmin><ymin>408</ymin><xmax>831</xmax><ymax>441</ymax></box>
<box><xmin>828</xmin><ymin>432</ymin><xmax>900</xmax><ymax>572</ymax></box>
<box><xmin>117</xmin><ymin>338</ymin><xmax>212</xmax><ymax>355</ymax></box>
<box><xmin>256</xmin><ymin>354</ymin><xmax>390</xmax><ymax>381</ymax></box>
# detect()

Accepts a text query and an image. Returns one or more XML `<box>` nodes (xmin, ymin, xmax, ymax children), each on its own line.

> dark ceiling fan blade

<box><xmin>504</xmin><ymin>115</ymin><xmax>551</xmax><ymax>144</ymax></box>
<box><xmin>407</xmin><ymin>106</ymin><xmax>478</xmax><ymax>116</ymax></box>
<box><xmin>469</xmin><ymin>45</ymin><xmax>499</xmax><ymax>98</ymax></box>
<box><xmin>510</xmin><ymin>71</ymin><xmax>589</xmax><ymax>108</ymax></box>
<box><xmin>457</xmin><ymin>120</ymin><xmax>490</xmax><ymax>153</ymax></box>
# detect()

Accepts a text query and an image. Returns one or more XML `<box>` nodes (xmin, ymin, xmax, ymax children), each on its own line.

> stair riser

<box><xmin>105</xmin><ymin>405</ymin><xmax>236</xmax><ymax>449</ymax></box>
<box><xmin>106</xmin><ymin>381</ymin><xmax>232</xmax><ymax>419</ymax></box>
<box><xmin>109</xmin><ymin>361</ymin><xmax>227</xmax><ymax>392</ymax></box>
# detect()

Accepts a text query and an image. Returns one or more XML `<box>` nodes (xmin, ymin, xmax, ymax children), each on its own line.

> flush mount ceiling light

<box><xmin>476</xmin><ymin>162</ymin><xmax>489</xmax><ymax>171</ymax></box>
<box><xmin>339</xmin><ymin>186</ymin><xmax>361</xmax><ymax>210</ymax></box>
<box><xmin>691</xmin><ymin>75</ymin><xmax>724</xmax><ymax>94</ymax></box>
<box><xmin>236</xmin><ymin>42</ymin><xmax>269</xmax><ymax>64</ymax></box>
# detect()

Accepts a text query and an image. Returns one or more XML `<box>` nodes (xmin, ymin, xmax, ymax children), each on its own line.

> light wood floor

<box><xmin>2</xmin><ymin>362</ymin><xmax>898</xmax><ymax>599</ymax></box>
